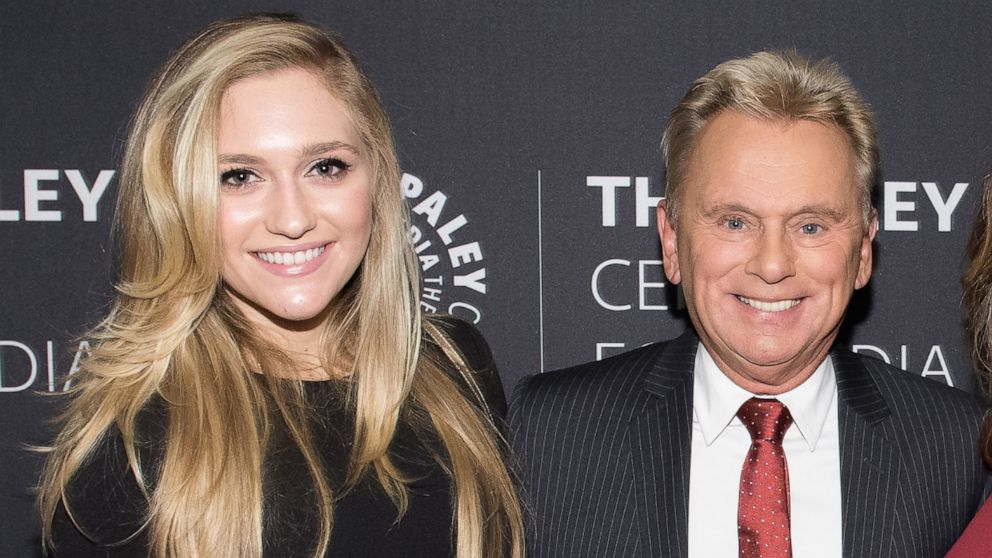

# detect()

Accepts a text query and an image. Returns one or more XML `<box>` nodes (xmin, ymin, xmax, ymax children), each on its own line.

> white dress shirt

<box><xmin>687</xmin><ymin>343</ymin><xmax>842</xmax><ymax>558</ymax></box>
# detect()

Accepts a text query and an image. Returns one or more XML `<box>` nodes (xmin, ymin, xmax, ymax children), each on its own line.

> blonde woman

<box><xmin>39</xmin><ymin>14</ymin><xmax>523</xmax><ymax>558</ymax></box>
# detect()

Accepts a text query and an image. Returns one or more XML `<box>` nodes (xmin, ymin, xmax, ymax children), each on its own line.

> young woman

<box><xmin>39</xmin><ymin>14</ymin><xmax>523</xmax><ymax>558</ymax></box>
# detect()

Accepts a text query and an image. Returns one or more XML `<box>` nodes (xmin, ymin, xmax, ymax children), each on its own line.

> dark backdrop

<box><xmin>3</xmin><ymin>2</ymin><xmax>991</xmax><ymax>555</ymax></box>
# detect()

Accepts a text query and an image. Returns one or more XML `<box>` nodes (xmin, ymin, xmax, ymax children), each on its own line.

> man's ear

<box><xmin>854</xmin><ymin>210</ymin><xmax>878</xmax><ymax>290</ymax></box>
<box><xmin>657</xmin><ymin>199</ymin><xmax>682</xmax><ymax>285</ymax></box>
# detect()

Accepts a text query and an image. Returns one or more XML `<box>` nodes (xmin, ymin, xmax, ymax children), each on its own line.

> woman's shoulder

<box><xmin>51</xmin><ymin>399</ymin><xmax>167</xmax><ymax>554</ymax></box>
<box><xmin>425</xmin><ymin>314</ymin><xmax>493</xmax><ymax>369</ymax></box>
<box><xmin>424</xmin><ymin>314</ymin><xmax>506</xmax><ymax>419</ymax></box>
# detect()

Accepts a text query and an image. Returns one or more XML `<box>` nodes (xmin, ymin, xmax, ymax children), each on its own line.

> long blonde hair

<box><xmin>39</xmin><ymin>14</ymin><xmax>523</xmax><ymax>558</ymax></box>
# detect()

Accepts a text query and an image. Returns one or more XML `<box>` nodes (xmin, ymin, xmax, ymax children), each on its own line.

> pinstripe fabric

<box><xmin>508</xmin><ymin>331</ymin><xmax>988</xmax><ymax>558</ymax></box>
<box><xmin>508</xmin><ymin>333</ymin><xmax>695</xmax><ymax>558</ymax></box>
<box><xmin>833</xmin><ymin>349</ymin><xmax>987</xmax><ymax>557</ymax></box>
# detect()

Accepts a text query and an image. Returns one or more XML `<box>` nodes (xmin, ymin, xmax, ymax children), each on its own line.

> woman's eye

<box><xmin>310</xmin><ymin>158</ymin><xmax>350</xmax><ymax>178</ymax></box>
<box><xmin>220</xmin><ymin>168</ymin><xmax>258</xmax><ymax>187</ymax></box>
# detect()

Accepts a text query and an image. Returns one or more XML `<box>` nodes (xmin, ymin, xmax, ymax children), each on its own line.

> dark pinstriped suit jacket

<box><xmin>508</xmin><ymin>331</ymin><xmax>988</xmax><ymax>558</ymax></box>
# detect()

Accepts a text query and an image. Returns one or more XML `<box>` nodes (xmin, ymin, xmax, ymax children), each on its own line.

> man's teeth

<box><xmin>256</xmin><ymin>245</ymin><xmax>326</xmax><ymax>265</ymax></box>
<box><xmin>737</xmin><ymin>296</ymin><xmax>800</xmax><ymax>312</ymax></box>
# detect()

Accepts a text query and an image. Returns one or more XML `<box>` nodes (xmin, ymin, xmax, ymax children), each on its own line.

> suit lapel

<box><xmin>832</xmin><ymin>349</ymin><xmax>901</xmax><ymax>558</ymax></box>
<box><xmin>630</xmin><ymin>332</ymin><xmax>697</xmax><ymax>558</ymax></box>
<box><xmin>627</xmin><ymin>339</ymin><xmax>902</xmax><ymax>557</ymax></box>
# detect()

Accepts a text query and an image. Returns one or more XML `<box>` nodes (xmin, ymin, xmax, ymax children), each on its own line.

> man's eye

<box><xmin>801</xmin><ymin>223</ymin><xmax>821</xmax><ymax>234</ymax></box>
<box><xmin>725</xmin><ymin>217</ymin><xmax>744</xmax><ymax>230</ymax></box>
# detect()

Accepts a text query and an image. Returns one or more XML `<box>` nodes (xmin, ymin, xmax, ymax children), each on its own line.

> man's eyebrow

<box><xmin>700</xmin><ymin>203</ymin><xmax>755</xmax><ymax>216</ymax></box>
<box><xmin>299</xmin><ymin>141</ymin><xmax>361</xmax><ymax>158</ymax></box>
<box><xmin>700</xmin><ymin>203</ymin><xmax>849</xmax><ymax>220</ymax></box>
<box><xmin>793</xmin><ymin>205</ymin><xmax>847</xmax><ymax>220</ymax></box>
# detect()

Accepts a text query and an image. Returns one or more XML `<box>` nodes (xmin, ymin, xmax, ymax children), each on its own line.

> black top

<box><xmin>50</xmin><ymin>316</ymin><xmax>506</xmax><ymax>557</ymax></box>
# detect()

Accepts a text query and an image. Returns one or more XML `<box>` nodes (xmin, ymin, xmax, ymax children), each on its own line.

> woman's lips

<box><xmin>252</xmin><ymin>242</ymin><xmax>332</xmax><ymax>276</ymax></box>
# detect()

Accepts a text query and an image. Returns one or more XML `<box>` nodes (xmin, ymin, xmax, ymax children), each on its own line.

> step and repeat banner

<box><xmin>3</xmin><ymin>1</ymin><xmax>991</xmax><ymax>555</ymax></box>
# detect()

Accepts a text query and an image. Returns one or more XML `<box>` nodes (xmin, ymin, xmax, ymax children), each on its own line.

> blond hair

<box><xmin>662</xmin><ymin>49</ymin><xmax>878</xmax><ymax>228</ymax></box>
<box><xmin>39</xmin><ymin>14</ymin><xmax>522</xmax><ymax>558</ymax></box>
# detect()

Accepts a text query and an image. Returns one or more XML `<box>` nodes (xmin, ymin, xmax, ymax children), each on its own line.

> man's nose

<box><xmin>745</xmin><ymin>228</ymin><xmax>796</xmax><ymax>284</ymax></box>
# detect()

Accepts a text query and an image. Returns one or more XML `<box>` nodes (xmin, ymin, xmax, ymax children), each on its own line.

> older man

<box><xmin>509</xmin><ymin>50</ymin><xmax>986</xmax><ymax>558</ymax></box>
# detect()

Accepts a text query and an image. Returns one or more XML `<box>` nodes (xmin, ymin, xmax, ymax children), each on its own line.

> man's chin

<box><xmin>712</xmin><ymin>345</ymin><xmax>822</xmax><ymax>391</ymax></box>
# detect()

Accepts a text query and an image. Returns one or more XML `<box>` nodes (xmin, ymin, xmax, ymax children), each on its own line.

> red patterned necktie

<box><xmin>737</xmin><ymin>397</ymin><xmax>794</xmax><ymax>558</ymax></box>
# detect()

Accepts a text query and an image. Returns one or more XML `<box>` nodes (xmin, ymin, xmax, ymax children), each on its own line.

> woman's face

<box><xmin>217</xmin><ymin>67</ymin><xmax>372</xmax><ymax>337</ymax></box>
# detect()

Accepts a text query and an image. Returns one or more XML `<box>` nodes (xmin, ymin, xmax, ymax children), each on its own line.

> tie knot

<box><xmin>736</xmin><ymin>397</ymin><xmax>792</xmax><ymax>443</ymax></box>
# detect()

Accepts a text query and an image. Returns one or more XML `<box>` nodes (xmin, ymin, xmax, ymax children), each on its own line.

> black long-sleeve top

<box><xmin>50</xmin><ymin>317</ymin><xmax>506</xmax><ymax>558</ymax></box>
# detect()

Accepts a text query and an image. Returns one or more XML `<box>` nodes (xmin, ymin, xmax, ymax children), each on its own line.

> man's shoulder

<box><xmin>508</xmin><ymin>333</ymin><xmax>695</xmax><ymax>422</ymax></box>
<box><xmin>841</xmin><ymin>349</ymin><xmax>985</xmax><ymax>419</ymax></box>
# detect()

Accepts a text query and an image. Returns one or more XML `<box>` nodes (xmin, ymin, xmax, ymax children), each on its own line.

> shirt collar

<box><xmin>693</xmin><ymin>342</ymin><xmax>836</xmax><ymax>451</ymax></box>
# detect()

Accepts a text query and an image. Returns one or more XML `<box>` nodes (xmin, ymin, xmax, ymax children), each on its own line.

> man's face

<box><xmin>658</xmin><ymin>110</ymin><xmax>876</xmax><ymax>394</ymax></box>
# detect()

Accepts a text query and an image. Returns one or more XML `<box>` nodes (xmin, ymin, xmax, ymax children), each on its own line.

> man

<box><xmin>509</xmin><ymin>50</ymin><xmax>986</xmax><ymax>558</ymax></box>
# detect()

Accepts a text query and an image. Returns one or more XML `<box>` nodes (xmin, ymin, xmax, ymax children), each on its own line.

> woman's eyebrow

<box><xmin>218</xmin><ymin>153</ymin><xmax>263</xmax><ymax>165</ymax></box>
<box><xmin>298</xmin><ymin>141</ymin><xmax>360</xmax><ymax>158</ymax></box>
